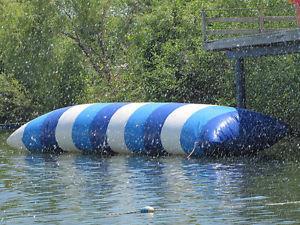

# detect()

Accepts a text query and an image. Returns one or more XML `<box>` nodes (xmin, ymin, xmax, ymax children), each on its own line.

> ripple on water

<box><xmin>0</xmin><ymin>134</ymin><xmax>300</xmax><ymax>224</ymax></box>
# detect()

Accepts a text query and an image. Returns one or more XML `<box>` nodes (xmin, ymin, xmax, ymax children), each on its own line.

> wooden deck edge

<box><xmin>204</xmin><ymin>29</ymin><xmax>300</xmax><ymax>51</ymax></box>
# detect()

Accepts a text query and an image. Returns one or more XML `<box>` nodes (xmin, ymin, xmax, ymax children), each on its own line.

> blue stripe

<box><xmin>202</xmin><ymin>111</ymin><xmax>240</xmax><ymax>143</ymax></box>
<box><xmin>72</xmin><ymin>103</ymin><xmax>110</xmax><ymax>151</ymax></box>
<box><xmin>180</xmin><ymin>106</ymin><xmax>237</xmax><ymax>155</ymax></box>
<box><xmin>40</xmin><ymin>107</ymin><xmax>71</xmax><ymax>150</ymax></box>
<box><xmin>144</xmin><ymin>103</ymin><xmax>185</xmax><ymax>153</ymax></box>
<box><xmin>22</xmin><ymin>113</ymin><xmax>51</xmax><ymax>151</ymax></box>
<box><xmin>125</xmin><ymin>103</ymin><xmax>167</xmax><ymax>153</ymax></box>
<box><xmin>90</xmin><ymin>103</ymin><xmax>128</xmax><ymax>150</ymax></box>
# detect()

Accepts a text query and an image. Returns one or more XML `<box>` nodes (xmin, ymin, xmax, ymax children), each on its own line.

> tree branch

<box><xmin>61</xmin><ymin>31</ymin><xmax>103</xmax><ymax>76</ymax></box>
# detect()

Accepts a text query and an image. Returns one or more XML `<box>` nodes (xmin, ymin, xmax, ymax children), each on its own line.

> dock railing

<box><xmin>202</xmin><ymin>8</ymin><xmax>297</xmax><ymax>43</ymax></box>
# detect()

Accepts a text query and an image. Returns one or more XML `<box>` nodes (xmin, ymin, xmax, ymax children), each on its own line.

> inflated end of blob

<box><xmin>199</xmin><ymin>109</ymin><xmax>289</xmax><ymax>156</ymax></box>
<box><xmin>7</xmin><ymin>125</ymin><xmax>27</xmax><ymax>151</ymax></box>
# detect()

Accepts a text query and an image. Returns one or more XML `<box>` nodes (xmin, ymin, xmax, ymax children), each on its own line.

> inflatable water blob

<box><xmin>7</xmin><ymin>102</ymin><xmax>288</xmax><ymax>156</ymax></box>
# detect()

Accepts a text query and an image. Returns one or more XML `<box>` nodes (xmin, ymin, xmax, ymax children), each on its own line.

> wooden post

<box><xmin>295</xmin><ymin>3</ymin><xmax>300</xmax><ymax>26</ymax></box>
<box><xmin>235</xmin><ymin>58</ymin><xmax>246</xmax><ymax>108</ymax></box>
<box><xmin>259</xmin><ymin>13</ymin><xmax>264</xmax><ymax>33</ymax></box>
<box><xmin>201</xmin><ymin>10</ymin><xmax>207</xmax><ymax>42</ymax></box>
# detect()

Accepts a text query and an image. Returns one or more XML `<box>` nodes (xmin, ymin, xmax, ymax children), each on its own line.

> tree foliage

<box><xmin>0</xmin><ymin>73</ymin><xmax>31</xmax><ymax>123</ymax></box>
<box><xmin>0</xmin><ymin>0</ymin><xmax>299</xmax><ymax>132</ymax></box>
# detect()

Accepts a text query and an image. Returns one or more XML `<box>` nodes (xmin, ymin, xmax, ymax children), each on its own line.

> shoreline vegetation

<box><xmin>0</xmin><ymin>1</ymin><xmax>299</xmax><ymax>136</ymax></box>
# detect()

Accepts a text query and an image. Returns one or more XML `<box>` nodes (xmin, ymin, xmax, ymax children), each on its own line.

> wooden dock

<box><xmin>202</xmin><ymin>9</ymin><xmax>300</xmax><ymax>108</ymax></box>
<box><xmin>204</xmin><ymin>29</ymin><xmax>300</xmax><ymax>54</ymax></box>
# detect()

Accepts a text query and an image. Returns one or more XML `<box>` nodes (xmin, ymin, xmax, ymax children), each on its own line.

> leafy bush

<box><xmin>0</xmin><ymin>73</ymin><xmax>31</xmax><ymax>123</ymax></box>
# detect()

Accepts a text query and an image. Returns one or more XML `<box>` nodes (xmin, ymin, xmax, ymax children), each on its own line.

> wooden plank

<box><xmin>226</xmin><ymin>42</ymin><xmax>300</xmax><ymax>59</ymax></box>
<box><xmin>201</xmin><ymin>10</ymin><xmax>207</xmax><ymax>42</ymax></box>
<box><xmin>263</xmin><ymin>16</ymin><xmax>296</xmax><ymax>22</ymax></box>
<box><xmin>207</xmin><ymin>17</ymin><xmax>258</xmax><ymax>23</ymax></box>
<box><xmin>263</xmin><ymin>28</ymin><xmax>294</xmax><ymax>32</ymax></box>
<box><xmin>204</xmin><ymin>29</ymin><xmax>300</xmax><ymax>51</ymax></box>
<box><xmin>204</xmin><ymin>8</ymin><xmax>258</xmax><ymax>12</ymax></box>
<box><xmin>207</xmin><ymin>29</ymin><xmax>259</xmax><ymax>35</ymax></box>
<box><xmin>207</xmin><ymin>16</ymin><xmax>296</xmax><ymax>23</ymax></box>
<box><xmin>259</xmin><ymin>15</ymin><xmax>264</xmax><ymax>32</ymax></box>
<box><xmin>207</xmin><ymin>28</ymin><xmax>291</xmax><ymax>36</ymax></box>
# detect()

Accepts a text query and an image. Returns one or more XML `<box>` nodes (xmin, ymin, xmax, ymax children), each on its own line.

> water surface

<box><xmin>1</xmin><ymin>132</ymin><xmax>299</xmax><ymax>224</ymax></box>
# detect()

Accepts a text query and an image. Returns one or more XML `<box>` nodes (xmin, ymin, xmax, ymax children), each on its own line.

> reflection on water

<box><xmin>0</xmin><ymin>134</ymin><xmax>300</xmax><ymax>224</ymax></box>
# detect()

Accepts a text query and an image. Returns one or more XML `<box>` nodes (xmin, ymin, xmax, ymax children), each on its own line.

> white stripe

<box><xmin>6</xmin><ymin>123</ymin><xmax>28</xmax><ymax>151</ymax></box>
<box><xmin>107</xmin><ymin>103</ymin><xmax>148</xmax><ymax>153</ymax></box>
<box><xmin>160</xmin><ymin>104</ymin><xmax>210</xmax><ymax>155</ymax></box>
<box><xmin>55</xmin><ymin>104</ymin><xmax>92</xmax><ymax>152</ymax></box>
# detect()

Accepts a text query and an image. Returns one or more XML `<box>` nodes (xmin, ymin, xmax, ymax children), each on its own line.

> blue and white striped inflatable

<box><xmin>7</xmin><ymin>103</ymin><xmax>288</xmax><ymax>156</ymax></box>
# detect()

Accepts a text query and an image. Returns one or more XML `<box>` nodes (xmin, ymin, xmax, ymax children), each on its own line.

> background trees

<box><xmin>0</xmin><ymin>0</ymin><xmax>299</xmax><ymax>131</ymax></box>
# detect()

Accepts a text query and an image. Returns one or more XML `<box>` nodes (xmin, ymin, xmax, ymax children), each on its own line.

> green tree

<box><xmin>0</xmin><ymin>73</ymin><xmax>31</xmax><ymax>123</ymax></box>
<box><xmin>0</xmin><ymin>0</ymin><xmax>299</xmax><ymax>133</ymax></box>
<box><xmin>0</xmin><ymin>0</ymin><xmax>88</xmax><ymax>116</ymax></box>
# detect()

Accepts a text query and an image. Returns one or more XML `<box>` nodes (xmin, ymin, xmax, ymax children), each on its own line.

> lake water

<box><xmin>1</xmin><ymin>132</ymin><xmax>299</xmax><ymax>224</ymax></box>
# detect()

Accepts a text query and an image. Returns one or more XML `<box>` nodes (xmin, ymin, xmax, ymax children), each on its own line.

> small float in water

<box><xmin>7</xmin><ymin>103</ymin><xmax>288</xmax><ymax>156</ymax></box>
